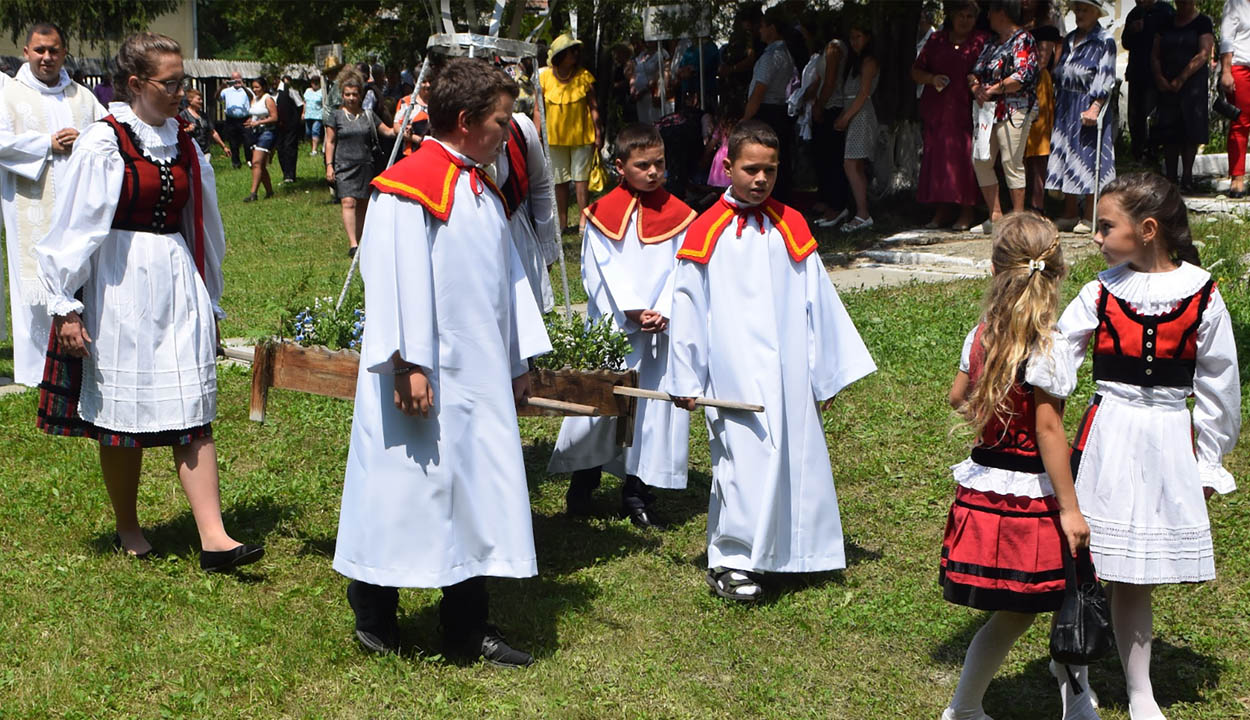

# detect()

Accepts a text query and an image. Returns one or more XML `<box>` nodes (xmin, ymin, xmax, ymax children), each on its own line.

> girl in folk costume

<box><xmin>34</xmin><ymin>33</ymin><xmax>262</xmax><ymax>571</ymax></box>
<box><xmin>548</xmin><ymin>123</ymin><xmax>697</xmax><ymax>528</ymax></box>
<box><xmin>1057</xmin><ymin>173</ymin><xmax>1241</xmax><ymax>720</ymax></box>
<box><xmin>668</xmin><ymin>120</ymin><xmax>876</xmax><ymax>601</ymax></box>
<box><xmin>333</xmin><ymin>59</ymin><xmax>550</xmax><ymax>668</ymax></box>
<box><xmin>495</xmin><ymin>111</ymin><xmax>559</xmax><ymax>313</ymax></box>
<box><xmin>939</xmin><ymin>214</ymin><xmax>1100</xmax><ymax>720</ymax></box>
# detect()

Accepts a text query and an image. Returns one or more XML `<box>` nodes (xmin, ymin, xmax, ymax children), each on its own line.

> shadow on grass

<box><xmin>396</xmin><ymin>574</ymin><xmax>600</xmax><ymax>662</ymax></box>
<box><xmin>686</xmin><ymin>534</ymin><xmax>883</xmax><ymax>606</ymax></box>
<box><xmin>532</xmin><ymin>509</ymin><xmax>662</xmax><ymax>576</ymax></box>
<box><xmin>931</xmin><ymin>616</ymin><xmax>1225</xmax><ymax>720</ymax></box>
<box><xmin>89</xmin><ymin>496</ymin><xmax>292</xmax><ymax>565</ymax></box>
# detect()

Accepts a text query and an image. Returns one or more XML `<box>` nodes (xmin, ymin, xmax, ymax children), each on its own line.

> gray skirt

<box><xmin>334</xmin><ymin>160</ymin><xmax>376</xmax><ymax>199</ymax></box>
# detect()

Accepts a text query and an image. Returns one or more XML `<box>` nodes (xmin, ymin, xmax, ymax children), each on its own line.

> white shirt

<box><xmin>1222</xmin><ymin>0</ymin><xmax>1250</xmax><ymax>65</ymax></box>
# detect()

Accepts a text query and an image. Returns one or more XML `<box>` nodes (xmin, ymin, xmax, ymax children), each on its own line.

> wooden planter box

<box><xmin>249</xmin><ymin>341</ymin><xmax>638</xmax><ymax>444</ymax></box>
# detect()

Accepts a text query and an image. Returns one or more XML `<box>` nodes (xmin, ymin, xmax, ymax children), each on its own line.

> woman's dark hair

<box><xmin>1100</xmin><ymin>172</ymin><xmax>1201</xmax><ymax>267</ymax></box>
<box><xmin>843</xmin><ymin>22</ymin><xmax>875</xmax><ymax>81</ymax></box>
<box><xmin>552</xmin><ymin>43</ymin><xmax>581</xmax><ymax>68</ymax></box>
<box><xmin>942</xmin><ymin>0</ymin><xmax>980</xmax><ymax>29</ymax></box>
<box><xmin>113</xmin><ymin>32</ymin><xmax>182</xmax><ymax>102</ymax></box>
<box><xmin>251</xmin><ymin>75</ymin><xmax>270</xmax><ymax>93</ymax></box>
<box><xmin>727</xmin><ymin>118</ymin><xmax>778</xmax><ymax>161</ymax></box>
<box><xmin>427</xmin><ymin>57</ymin><xmax>519</xmax><ymax>136</ymax></box>
<box><xmin>985</xmin><ymin>0</ymin><xmax>1024</xmax><ymax>25</ymax></box>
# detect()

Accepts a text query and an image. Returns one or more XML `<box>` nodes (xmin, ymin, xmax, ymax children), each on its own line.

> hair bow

<box><xmin>1028</xmin><ymin>259</ymin><xmax>1046</xmax><ymax>275</ymax></box>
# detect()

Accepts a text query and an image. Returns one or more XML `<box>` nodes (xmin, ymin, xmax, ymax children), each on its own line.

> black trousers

<box><xmin>812</xmin><ymin>111</ymin><xmax>851</xmax><ymax>213</ymax></box>
<box><xmin>1127</xmin><ymin>80</ymin><xmax>1159</xmax><ymax>162</ymax></box>
<box><xmin>276</xmin><ymin>126</ymin><xmax>300</xmax><ymax>181</ymax></box>
<box><xmin>754</xmin><ymin>103</ymin><xmax>796</xmax><ymax>205</ymax></box>
<box><xmin>351</xmin><ymin>577</ymin><xmax>489</xmax><ymax>640</ymax></box>
<box><xmin>222</xmin><ymin>116</ymin><xmax>252</xmax><ymax>168</ymax></box>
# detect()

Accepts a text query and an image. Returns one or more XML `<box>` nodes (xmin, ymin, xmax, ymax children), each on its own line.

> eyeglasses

<box><xmin>142</xmin><ymin>76</ymin><xmax>186</xmax><ymax>95</ymax></box>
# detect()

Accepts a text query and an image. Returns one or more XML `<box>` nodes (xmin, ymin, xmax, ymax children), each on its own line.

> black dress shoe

<box><xmin>347</xmin><ymin>581</ymin><xmax>400</xmax><ymax>655</ymax></box>
<box><xmin>621</xmin><ymin>506</ymin><xmax>665</xmax><ymax>530</ymax></box>
<box><xmin>446</xmin><ymin>625</ymin><xmax>534</xmax><ymax>668</ymax></box>
<box><xmin>112</xmin><ymin>533</ymin><xmax>159</xmax><ymax>559</ymax></box>
<box><xmin>200</xmin><ymin>543</ymin><xmax>264</xmax><ymax>572</ymax></box>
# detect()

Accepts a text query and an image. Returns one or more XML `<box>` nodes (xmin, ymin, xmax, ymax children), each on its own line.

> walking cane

<box><xmin>1090</xmin><ymin>81</ymin><xmax>1119</xmax><ymax>231</ymax></box>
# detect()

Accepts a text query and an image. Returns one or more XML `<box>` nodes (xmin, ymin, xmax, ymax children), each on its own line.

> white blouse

<box><xmin>35</xmin><ymin>103</ymin><xmax>227</xmax><ymax>432</ymax></box>
<box><xmin>1222</xmin><ymin>0</ymin><xmax>1250</xmax><ymax>66</ymax></box>
<box><xmin>1057</xmin><ymin>262</ymin><xmax>1241</xmax><ymax>494</ymax></box>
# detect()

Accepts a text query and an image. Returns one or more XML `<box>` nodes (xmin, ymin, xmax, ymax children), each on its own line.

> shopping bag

<box><xmin>972</xmin><ymin>101</ymin><xmax>995</xmax><ymax>162</ymax></box>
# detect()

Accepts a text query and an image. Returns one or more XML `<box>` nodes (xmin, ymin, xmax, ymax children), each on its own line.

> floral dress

<box><xmin>1046</xmin><ymin>24</ymin><xmax>1117</xmax><ymax>196</ymax></box>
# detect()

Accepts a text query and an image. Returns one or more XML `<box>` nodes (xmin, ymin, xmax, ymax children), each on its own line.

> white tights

<box><xmin>1111</xmin><ymin>583</ymin><xmax>1164</xmax><ymax>719</ymax></box>
<box><xmin>948</xmin><ymin>611</ymin><xmax>1035</xmax><ymax>719</ymax></box>
<box><xmin>948</xmin><ymin>611</ymin><xmax>1100</xmax><ymax>720</ymax></box>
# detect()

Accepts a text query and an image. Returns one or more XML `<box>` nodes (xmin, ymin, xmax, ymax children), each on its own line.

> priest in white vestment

<box><xmin>668</xmin><ymin>120</ymin><xmax>876</xmax><ymax>601</ymax></box>
<box><xmin>0</xmin><ymin>24</ymin><xmax>105</xmax><ymax>384</ymax></box>
<box><xmin>333</xmin><ymin>59</ymin><xmax>550</xmax><ymax>668</ymax></box>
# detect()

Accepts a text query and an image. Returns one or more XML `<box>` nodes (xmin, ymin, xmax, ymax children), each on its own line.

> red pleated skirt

<box><xmin>939</xmin><ymin>485</ymin><xmax>1067</xmax><ymax>613</ymax></box>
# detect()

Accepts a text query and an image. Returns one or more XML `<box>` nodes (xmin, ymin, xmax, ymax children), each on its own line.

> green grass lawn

<box><xmin>1</xmin><ymin>150</ymin><xmax>1248</xmax><ymax>719</ymax></box>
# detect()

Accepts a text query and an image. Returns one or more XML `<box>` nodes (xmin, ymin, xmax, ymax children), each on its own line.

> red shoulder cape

<box><xmin>583</xmin><ymin>184</ymin><xmax>696</xmax><ymax>244</ymax></box>
<box><xmin>676</xmin><ymin>196</ymin><xmax>817</xmax><ymax>264</ymax></box>
<box><xmin>371</xmin><ymin>140</ymin><xmax>501</xmax><ymax>221</ymax></box>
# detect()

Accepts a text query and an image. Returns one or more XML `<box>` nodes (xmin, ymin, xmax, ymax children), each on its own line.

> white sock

<box><xmin>1112</xmin><ymin>583</ymin><xmax>1164</xmax><ymax>719</ymax></box>
<box><xmin>1051</xmin><ymin>662</ymin><xmax>1101</xmax><ymax>719</ymax></box>
<box><xmin>948</xmin><ymin>611</ymin><xmax>1035</xmax><ymax>719</ymax></box>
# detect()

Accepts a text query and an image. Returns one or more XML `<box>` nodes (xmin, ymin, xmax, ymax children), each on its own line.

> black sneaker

<box><xmin>445</xmin><ymin>624</ymin><xmax>533</xmax><ymax>668</ymax></box>
<box><xmin>347</xmin><ymin>581</ymin><xmax>400</xmax><ymax>655</ymax></box>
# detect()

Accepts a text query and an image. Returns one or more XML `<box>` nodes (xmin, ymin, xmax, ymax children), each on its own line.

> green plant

<box><xmin>534</xmin><ymin>313</ymin><xmax>632</xmax><ymax>371</ymax></box>
<box><xmin>282</xmin><ymin>295</ymin><xmax>364</xmax><ymax>352</ymax></box>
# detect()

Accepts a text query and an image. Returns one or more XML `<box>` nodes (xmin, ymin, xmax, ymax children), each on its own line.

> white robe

<box><xmin>496</xmin><ymin>113</ymin><xmax>558</xmax><ymax>313</ymax></box>
<box><xmin>0</xmin><ymin>65</ymin><xmax>105</xmax><ymax>384</ymax></box>
<box><xmin>36</xmin><ymin>103</ymin><xmax>226</xmax><ymax>433</ymax></box>
<box><xmin>333</xmin><ymin>143</ymin><xmax>551</xmax><ymax>589</ymax></box>
<box><xmin>547</xmin><ymin>215</ymin><xmax>691</xmax><ymax>489</ymax></box>
<box><xmin>667</xmin><ymin>196</ymin><xmax>876</xmax><ymax>573</ymax></box>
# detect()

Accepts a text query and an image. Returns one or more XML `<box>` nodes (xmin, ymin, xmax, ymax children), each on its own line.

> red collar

<box><xmin>677</xmin><ymin>196</ymin><xmax>817</xmax><ymax>264</ymax></box>
<box><xmin>371</xmin><ymin>140</ymin><xmax>501</xmax><ymax>221</ymax></box>
<box><xmin>583</xmin><ymin>184</ymin><xmax>696</xmax><ymax>244</ymax></box>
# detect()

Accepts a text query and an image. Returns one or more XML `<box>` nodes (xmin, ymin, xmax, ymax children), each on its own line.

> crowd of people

<box><xmin>0</xmin><ymin>8</ymin><xmax>1244</xmax><ymax>717</ymax></box>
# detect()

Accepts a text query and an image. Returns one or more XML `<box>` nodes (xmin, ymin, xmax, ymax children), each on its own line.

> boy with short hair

<box><xmin>548</xmin><ymin>123</ymin><xmax>696</xmax><ymax>528</ymax></box>
<box><xmin>333</xmin><ymin>58</ymin><xmax>551</xmax><ymax>667</ymax></box>
<box><xmin>668</xmin><ymin>119</ymin><xmax>876</xmax><ymax>600</ymax></box>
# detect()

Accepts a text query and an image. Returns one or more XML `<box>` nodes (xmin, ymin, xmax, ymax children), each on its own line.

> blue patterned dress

<box><xmin>1046</xmin><ymin>24</ymin><xmax>1117</xmax><ymax>195</ymax></box>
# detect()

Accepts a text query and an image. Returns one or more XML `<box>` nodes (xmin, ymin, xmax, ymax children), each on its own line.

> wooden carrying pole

<box><xmin>524</xmin><ymin>396</ymin><xmax>601</xmax><ymax>415</ymax></box>
<box><xmin>611</xmin><ymin>386</ymin><xmax>764</xmax><ymax>413</ymax></box>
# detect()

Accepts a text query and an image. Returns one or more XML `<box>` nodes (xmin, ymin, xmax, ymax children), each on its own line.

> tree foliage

<box><xmin>0</xmin><ymin>0</ymin><xmax>180</xmax><ymax>49</ymax></box>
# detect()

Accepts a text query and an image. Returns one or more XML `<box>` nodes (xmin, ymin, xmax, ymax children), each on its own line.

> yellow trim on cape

<box><xmin>676</xmin><ymin>207</ymin><xmax>734</xmax><ymax>262</ymax></box>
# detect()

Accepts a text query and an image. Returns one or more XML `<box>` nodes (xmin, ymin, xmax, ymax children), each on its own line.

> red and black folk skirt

<box><xmin>36</xmin><ymin>329</ymin><xmax>211</xmax><ymax>448</ymax></box>
<box><xmin>939</xmin><ymin>485</ymin><xmax>1067</xmax><ymax>613</ymax></box>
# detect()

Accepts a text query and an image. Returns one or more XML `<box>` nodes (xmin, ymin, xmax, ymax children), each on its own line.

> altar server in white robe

<box><xmin>495</xmin><ymin>112</ymin><xmax>559</xmax><ymax>313</ymax></box>
<box><xmin>333</xmin><ymin>59</ymin><xmax>550</xmax><ymax>668</ymax></box>
<box><xmin>668</xmin><ymin>120</ymin><xmax>877</xmax><ymax>601</ymax></box>
<box><xmin>548</xmin><ymin>123</ymin><xmax>696</xmax><ymax>527</ymax></box>
<box><xmin>0</xmin><ymin>23</ymin><xmax>105</xmax><ymax>384</ymax></box>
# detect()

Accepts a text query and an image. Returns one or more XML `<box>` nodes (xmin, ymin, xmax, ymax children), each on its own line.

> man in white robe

<box><xmin>548</xmin><ymin>123</ymin><xmax>696</xmax><ymax>527</ymax></box>
<box><xmin>668</xmin><ymin>120</ymin><xmax>876</xmax><ymax>601</ymax></box>
<box><xmin>0</xmin><ymin>23</ymin><xmax>105</xmax><ymax>385</ymax></box>
<box><xmin>332</xmin><ymin>59</ymin><xmax>550</xmax><ymax>667</ymax></box>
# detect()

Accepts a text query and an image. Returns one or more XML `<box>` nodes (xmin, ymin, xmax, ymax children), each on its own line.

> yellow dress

<box><xmin>1026</xmin><ymin>69</ymin><xmax>1054</xmax><ymax>158</ymax></box>
<box><xmin>538</xmin><ymin>67</ymin><xmax>595</xmax><ymax>147</ymax></box>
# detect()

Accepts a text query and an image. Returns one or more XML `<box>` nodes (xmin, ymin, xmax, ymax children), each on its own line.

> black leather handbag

<box><xmin>1215</xmin><ymin>95</ymin><xmax>1242</xmax><ymax>121</ymax></box>
<box><xmin>1050</xmin><ymin>548</ymin><xmax>1115</xmax><ymax>665</ymax></box>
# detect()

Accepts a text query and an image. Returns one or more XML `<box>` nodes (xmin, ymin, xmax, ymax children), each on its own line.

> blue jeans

<box><xmin>305</xmin><ymin>118</ymin><xmax>323</xmax><ymax>139</ymax></box>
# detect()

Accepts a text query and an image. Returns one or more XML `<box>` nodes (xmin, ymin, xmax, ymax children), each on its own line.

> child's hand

<box><xmin>639</xmin><ymin>309</ymin><xmax>668</xmax><ymax>333</ymax></box>
<box><xmin>1204</xmin><ymin>487</ymin><xmax>1215</xmax><ymax>501</ymax></box>
<box><xmin>1059</xmin><ymin>508</ymin><xmax>1091</xmax><ymax>556</ymax></box>
<box><xmin>672</xmin><ymin>396</ymin><xmax>697</xmax><ymax>411</ymax></box>
<box><xmin>394</xmin><ymin>366</ymin><xmax>434</xmax><ymax>417</ymax></box>
<box><xmin>512</xmin><ymin>372</ymin><xmax>532</xmax><ymax>407</ymax></box>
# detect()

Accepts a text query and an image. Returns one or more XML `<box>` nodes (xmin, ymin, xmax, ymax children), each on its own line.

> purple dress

<box><xmin>915</xmin><ymin>30</ymin><xmax>988</xmax><ymax>205</ymax></box>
